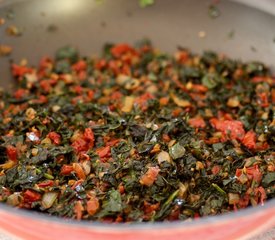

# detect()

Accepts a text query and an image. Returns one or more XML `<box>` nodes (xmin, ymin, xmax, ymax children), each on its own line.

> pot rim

<box><xmin>0</xmin><ymin>199</ymin><xmax>274</xmax><ymax>229</ymax></box>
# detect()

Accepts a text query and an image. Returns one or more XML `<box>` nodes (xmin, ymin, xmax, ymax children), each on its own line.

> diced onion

<box><xmin>121</xmin><ymin>96</ymin><xmax>135</xmax><ymax>113</ymax></box>
<box><xmin>170</xmin><ymin>93</ymin><xmax>191</xmax><ymax>108</ymax></box>
<box><xmin>42</xmin><ymin>192</ymin><xmax>58</xmax><ymax>209</ymax></box>
<box><xmin>7</xmin><ymin>192</ymin><xmax>22</xmax><ymax>206</ymax></box>
<box><xmin>82</xmin><ymin>161</ymin><xmax>91</xmax><ymax>175</ymax></box>
<box><xmin>157</xmin><ymin>151</ymin><xmax>171</xmax><ymax>164</ymax></box>
<box><xmin>228</xmin><ymin>193</ymin><xmax>240</xmax><ymax>205</ymax></box>
<box><xmin>178</xmin><ymin>182</ymin><xmax>188</xmax><ymax>199</ymax></box>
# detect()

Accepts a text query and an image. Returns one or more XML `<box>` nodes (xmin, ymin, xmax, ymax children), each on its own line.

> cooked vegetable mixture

<box><xmin>0</xmin><ymin>41</ymin><xmax>274</xmax><ymax>222</ymax></box>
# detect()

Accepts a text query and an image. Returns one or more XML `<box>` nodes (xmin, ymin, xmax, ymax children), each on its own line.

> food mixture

<box><xmin>0</xmin><ymin>42</ymin><xmax>274</xmax><ymax>222</ymax></box>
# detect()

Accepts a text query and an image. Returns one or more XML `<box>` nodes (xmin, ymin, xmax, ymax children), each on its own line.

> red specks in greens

<box><xmin>0</xmin><ymin>41</ymin><xmax>274</xmax><ymax>222</ymax></box>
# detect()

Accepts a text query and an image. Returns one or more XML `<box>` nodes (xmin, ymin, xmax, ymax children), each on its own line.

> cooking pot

<box><xmin>0</xmin><ymin>0</ymin><xmax>274</xmax><ymax>239</ymax></box>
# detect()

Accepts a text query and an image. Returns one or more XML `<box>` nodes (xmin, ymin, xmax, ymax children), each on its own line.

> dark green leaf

<box><xmin>55</xmin><ymin>46</ymin><xmax>78</xmax><ymax>63</ymax></box>
<box><xmin>98</xmin><ymin>190</ymin><xmax>123</xmax><ymax>217</ymax></box>
<box><xmin>139</xmin><ymin>0</ymin><xmax>154</xmax><ymax>8</ymax></box>
<box><xmin>202</xmin><ymin>73</ymin><xmax>223</xmax><ymax>89</ymax></box>
<box><xmin>208</xmin><ymin>5</ymin><xmax>220</xmax><ymax>19</ymax></box>
<box><xmin>262</xmin><ymin>173</ymin><xmax>275</xmax><ymax>186</ymax></box>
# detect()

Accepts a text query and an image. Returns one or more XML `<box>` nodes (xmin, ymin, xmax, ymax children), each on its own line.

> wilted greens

<box><xmin>0</xmin><ymin>41</ymin><xmax>274</xmax><ymax>222</ymax></box>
